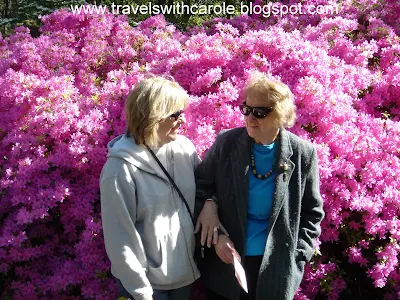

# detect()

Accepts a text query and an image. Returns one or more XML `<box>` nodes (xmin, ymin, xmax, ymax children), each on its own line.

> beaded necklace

<box><xmin>250</xmin><ymin>140</ymin><xmax>276</xmax><ymax>180</ymax></box>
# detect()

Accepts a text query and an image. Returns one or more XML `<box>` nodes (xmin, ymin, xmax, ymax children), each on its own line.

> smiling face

<box><xmin>157</xmin><ymin>111</ymin><xmax>186</xmax><ymax>146</ymax></box>
<box><xmin>244</xmin><ymin>96</ymin><xmax>280</xmax><ymax>145</ymax></box>
<box><xmin>125</xmin><ymin>77</ymin><xmax>190</xmax><ymax>147</ymax></box>
<box><xmin>242</xmin><ymin>72</ymin><xmax>296</xmax><ymax>144</ymax></box>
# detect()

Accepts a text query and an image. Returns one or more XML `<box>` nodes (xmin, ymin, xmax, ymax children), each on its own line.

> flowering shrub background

<box><xmin>1</xmin><ymin>0</ymin><xmax>399</xmax><ymax>299</ymax></box>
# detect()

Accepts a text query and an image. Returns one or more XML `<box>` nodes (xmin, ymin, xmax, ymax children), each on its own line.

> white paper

<box><xmin>233</xmin><ymin>254</ymin><xmax>248</xmax><ymax>293</ymax></box>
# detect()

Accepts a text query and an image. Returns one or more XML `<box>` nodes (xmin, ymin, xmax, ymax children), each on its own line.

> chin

<box><xmin>246</xmin><ymin>126</ymin><xmax>258</xmax><ymax>137</ymax></box>
<box><xmin>167</xmin><ymin>133</ymin><xmax>178</xmax><ymax>141</ymax></box>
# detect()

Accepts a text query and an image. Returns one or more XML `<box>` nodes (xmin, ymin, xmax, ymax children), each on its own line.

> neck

<box><xmin>254</xmin><ymin>128</ymin><xmax>280</xmax><ymax>145</ymax></box>
<box><xmin>155</xmin><ymin>138</ymin><xmax>168</xmax><ymax>148</ymax></box>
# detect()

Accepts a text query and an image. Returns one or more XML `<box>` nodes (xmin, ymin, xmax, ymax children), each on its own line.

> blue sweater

<box><xmin>245</xmin><ymin>142</ymin><xmax>277</xmax><ymax>256</ymax></box>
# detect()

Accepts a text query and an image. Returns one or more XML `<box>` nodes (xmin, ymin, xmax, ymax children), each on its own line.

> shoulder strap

<box><xmin>146</xmin><ymin>145</ymin><xmax>195</xmax><ymax>225</ymax></box>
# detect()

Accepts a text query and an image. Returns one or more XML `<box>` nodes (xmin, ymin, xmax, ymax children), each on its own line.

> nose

<box><xmin>178</xmin><ymin>113</ymin><xmax>186</xmax><ymax>124</ymax></box>
<box><xmin>245</xmin><ymin>112</ymin><xmax>257</xmax><ymax>121</ymax></box>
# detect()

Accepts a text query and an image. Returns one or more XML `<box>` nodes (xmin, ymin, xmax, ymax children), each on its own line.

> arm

<box><xmin>194</xmin><ymin>135</ymin><xmax>228</xmax><ymax>247</ymax></box>
<box><xmin>297</xmin><ymin>147</ymin><xmax>325</xmax><ymax>262</ymax></box>
<box><xmin>195</xmin><ymin>139</ymin><xmax>219</xmax><ymax>206</ymax></box>
<box><xmin>100</xmin><ymin>177</ymin><xmax>153</xmax><ymax>300</ymax></box>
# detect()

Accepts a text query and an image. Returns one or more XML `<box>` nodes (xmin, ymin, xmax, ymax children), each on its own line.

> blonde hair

<box><xmin>125</xmin><ymin>76</ymin><xmax>189</xmax><ymax>147</ymax></box>
<box><xmin>243</xmin><ymin>72</ymin><xmax>296</xmax><ymax>128</ymax></box>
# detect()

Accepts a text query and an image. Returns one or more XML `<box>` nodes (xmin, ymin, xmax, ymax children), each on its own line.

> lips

<box><xmin>170</xmin><ymin>124</ymin><xmax>180</xmax><ymax>133</ymax></box>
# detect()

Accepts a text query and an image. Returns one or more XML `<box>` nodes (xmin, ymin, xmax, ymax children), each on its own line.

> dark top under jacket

<box><xmin>195</xmin><ymin>127</ymin><xmax>325</xmax><ymax>300</ymax></box>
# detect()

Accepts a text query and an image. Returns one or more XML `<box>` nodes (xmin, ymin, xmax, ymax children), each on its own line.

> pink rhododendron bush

<box><xmin>1</xmin><ymin>0</ymin><xmax>400</xmax><ymax>299</ymax></box>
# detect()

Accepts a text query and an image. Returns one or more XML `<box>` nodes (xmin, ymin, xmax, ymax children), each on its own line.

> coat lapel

<box><xmin>268</xmin><ymin>129</ymin><xmax>295</xmax><ymax>235</ymax></box>
<box><xmin>230</xmin><ymin>129</ymin><xmax>252</xmax><ymax>239</ymax></box>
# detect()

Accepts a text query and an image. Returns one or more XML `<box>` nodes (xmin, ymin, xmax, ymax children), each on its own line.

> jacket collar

<box><xmin>267</xmin><ymin>128</ymin><xmax>295</xmax><ymax>245</ymax></box>
<box><xmin>276</xmin><ymin>128</ymin><xmax>293</xmax><ymax>166</ymax></box>
<box><xmin>232</xmin><ymin>127</ymin><xmax>292</xmax><ymax>158</ymax></box>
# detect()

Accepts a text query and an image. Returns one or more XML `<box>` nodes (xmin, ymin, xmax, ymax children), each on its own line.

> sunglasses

<box><xmin>239</xmin><ymin>103</ymin><xmax>273</xmax><ymax>119</ymax></box>
<box><xmin>169</xmin><ymin>110</ymin><xmax>184</xmax><ymax>121</ymax></box>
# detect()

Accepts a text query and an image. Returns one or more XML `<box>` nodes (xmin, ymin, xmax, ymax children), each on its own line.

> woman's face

<box><xmin>157</xmin><ymin>110</ymin><xmax>186</xmax><ymax>146</ymax></box>
<box><xmin>244</xmin><ymin>96</ymin><xmax>279</xmax><ymax>144</ymax></box>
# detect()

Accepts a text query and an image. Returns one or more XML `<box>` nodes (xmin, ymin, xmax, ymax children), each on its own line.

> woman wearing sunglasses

<box><xmin>100</xmin><ymin>76</ymin><xmax>221</xmax><ymax>300</ymax></box>
<box><xmin>195</xmin><ymin>72</ymin><xmax>325</xmax><ymax>300</ymax></box>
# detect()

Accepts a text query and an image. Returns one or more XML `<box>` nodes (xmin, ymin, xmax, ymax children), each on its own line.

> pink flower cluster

<box><xmin>0</xmin><ymin>0</ymin><xmax>399</xmax><ymax>299</ymax></box>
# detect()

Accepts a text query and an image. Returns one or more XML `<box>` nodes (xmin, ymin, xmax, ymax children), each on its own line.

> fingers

<box><xmin>226</xmin><ymin>250</ymin><xmax>234</xmax><ymax>264</ymax></box>
<box><xmin>221</xmin><ymin>251</ymin><xmax>232</xmax><ymax>264</ymax></box>
<box><xmin>216</xmin><ymin>245</ymin><xmax>232</xmax><ymax>264</ymax></box>
<box><xmin>200</xmin><ymin>225</ymin><xmax>208</xmax><ymax>246</ymax></box>
<box><xmin>199</xmin><ymin>223</ymin><xmax>217</xmax><ymax>247</ymax></box>
<box><xmin>227</xmin><ymin>244</ymin><xmax>241</xmax><ymax>263</ymax></box>
<box><xmin>226</xmin><ymin>242</ymin><xmax>234</xmax><ymax>251</ymax></box>
<box><xmin>213</xmin><ymin>227</ymin><xmax>219</xmax><ymax>245</ymax></box>
<box><xmin>196</xmin><ymin>203</ymin><xmax>223</xmax><ymax>247</ymax></box>
<box><xmin>206</xmin><ymin>225</ymin><xmax>214</xmax><ymax>248</ymax></box>
<box><xmin>194</xmin><ymin>219</ymin><xmax>201</xmax><ymax>234</ymax></box>
<box><xmin>215</xmin><ymin>236</ymin><xmax>238</xmax><ymax>264</ymax></box>
<box><xmin>234</xmin><ymin>251</ymin><xmax>242</xmax><ymax>263</ymax></box>
<box><xmin>225</xmin><ymin>243</ymin><xmax>236</xmax><ymax>264</ymax></box>
<box><xmin>221</xmin><ymin>243</ymin><xmax>234</xmax><ymax>264</ymax></box>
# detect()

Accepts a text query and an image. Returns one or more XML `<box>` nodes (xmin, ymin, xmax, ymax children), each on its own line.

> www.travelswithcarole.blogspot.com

<box><xmin>70</xmin><ymin>2</ymin><xmax>339</xmax><ymax>18</ymax></box>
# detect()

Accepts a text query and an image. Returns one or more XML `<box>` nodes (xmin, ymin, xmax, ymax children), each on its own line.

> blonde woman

<box><xmin>100</xmin><ymin>76</ymin><xmax>220</xmax><ymax>300</ymax></box>
<box><xmin>195</xmin><ymin>72</ymin><xmax>325</xmax><ymax>300</ymax></box>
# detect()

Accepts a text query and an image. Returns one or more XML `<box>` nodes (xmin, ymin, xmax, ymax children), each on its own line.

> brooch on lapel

<box><xmin>280</xmin><ymin>163</ymin><xmax>289</xmax><ymax>181</ymax></box>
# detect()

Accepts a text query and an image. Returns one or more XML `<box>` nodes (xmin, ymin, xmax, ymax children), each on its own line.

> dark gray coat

<box><xmin>195</xmin><ymin>127</ymin><xmax>324</xmax><ymax>300</ymax></box>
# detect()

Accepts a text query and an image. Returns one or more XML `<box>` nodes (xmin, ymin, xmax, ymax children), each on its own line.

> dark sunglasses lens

<box><xmin>170</xmin><ymin>110</ymin><xmax>183</xmax><ymax>120</ymax></box>
<box><xmin>253</xmin><ymin>108</ymin><xmax>267</xmax><ymax>118</ymax></box>
<box><xmin>240</xmin><ymin>105</ymin><xmax>251</xmax><ymax>116</ymax></box>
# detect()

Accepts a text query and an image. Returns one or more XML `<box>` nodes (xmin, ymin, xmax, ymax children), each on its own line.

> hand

<box><xmin>215</xmin><ymin>235</ymin><xmax>241</xmax><ymax>265</ymax></box>
<box><xmin>194</xmin><ymin>200</ymin><xmax>228</xmax><ymax>248</ymax></box>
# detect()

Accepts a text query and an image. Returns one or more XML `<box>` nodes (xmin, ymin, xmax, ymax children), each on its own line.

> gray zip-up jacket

<box><xmin>100</xmin><ymin>134</ymin><xmax>200</xmax><ymax>300</ymax></box>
